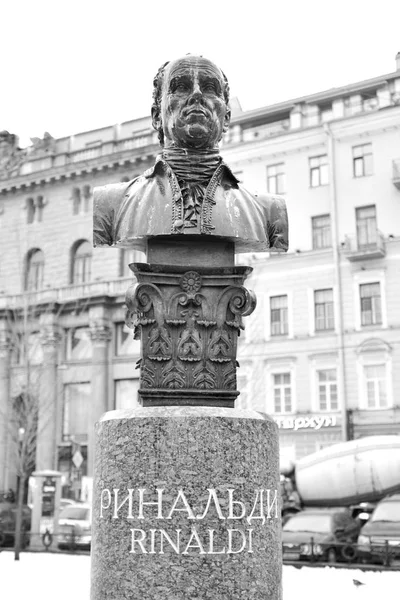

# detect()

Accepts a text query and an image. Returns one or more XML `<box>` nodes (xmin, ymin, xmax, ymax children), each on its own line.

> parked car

<box><xmin>0</xmin><ymin>502</ymin><xmax>31</xmax><ymax>547</ymax></box>
<box><xmin>282</xmin><ymin>507</ymin><xmax>361</xmax><ymax>563</ymax></box>
<box><xmin>57</xmin><ymin>503</ymin><xmax>91</xmax><ymax>549</ymax></box>
<box><xmin>357</xmin><ymin>493</ymin><xmax>400</xmax><ymax>565</ymax></box>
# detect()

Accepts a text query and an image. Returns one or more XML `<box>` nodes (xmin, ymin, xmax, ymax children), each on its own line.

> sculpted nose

<box><xmin>188</xmin><ymin>83</ymin><xmax>202</xmax><ymax>103</ymax></box>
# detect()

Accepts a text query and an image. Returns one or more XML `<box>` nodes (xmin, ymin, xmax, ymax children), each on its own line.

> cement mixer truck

<box><xmin>280</xmin><ymin>435</ymin><xmax>400</xmax><ymax>523</ymax></box>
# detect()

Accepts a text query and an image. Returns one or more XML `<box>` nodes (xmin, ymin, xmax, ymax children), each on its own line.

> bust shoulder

<box><xmin>94</xmin><ymin>180</ymin><xmax>134</xmax><ymax>210</ymax></box>
<box><xmin>253</xmin><ymin>192</ymin><xmax>288</xmax><ymax>252</ymax></box>
<box><xmin>93</xmin><ymin>181</ymin><xmax>134</xmax><ymax>247</ymax></box>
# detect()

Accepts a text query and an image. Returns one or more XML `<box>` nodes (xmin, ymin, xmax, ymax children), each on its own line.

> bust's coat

<box><xmin>93</xmin><ymin>157</ymin><xmax>288</xmax><ymax>254</ymax></box>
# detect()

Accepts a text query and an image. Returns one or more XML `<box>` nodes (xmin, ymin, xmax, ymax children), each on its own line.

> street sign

<box><xmin>72</xmin><ymin>450</ymin><xmax>84</xmax><ymax>469</ymax></box>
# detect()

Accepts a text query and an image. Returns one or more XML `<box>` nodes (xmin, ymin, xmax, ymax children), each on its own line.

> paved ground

<box><xmin>1</xmin><ymin>550</ymin><xmax>399</xmax><ymax>599</ymax></box>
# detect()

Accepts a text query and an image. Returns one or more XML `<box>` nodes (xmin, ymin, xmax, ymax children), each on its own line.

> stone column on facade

<box><xmin>88</xmin><ymin>318</ymin><xmax>111</xmax><ymax>478</ymax></box>
<box><xmin>36</xmin><ymin>324</ymin><xmax>61</xmax><ymax>471</ymax></box>
<box><xmin>0</xmin><ymin>322</ymin><xmax>11</xmax><ymax>490</ymax></box>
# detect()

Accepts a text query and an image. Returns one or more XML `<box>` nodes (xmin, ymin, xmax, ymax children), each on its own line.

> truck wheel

<box><xmin>341</xmin><ymin>544</ymin><xmax>356</xmax><ymax>561</ymax></box>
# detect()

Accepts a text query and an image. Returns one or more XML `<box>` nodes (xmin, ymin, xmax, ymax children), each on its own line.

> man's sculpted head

<box><xmin>151</xmin><ymin>55</ymin><xmax>231</xmax><ymax>150</ymax></box>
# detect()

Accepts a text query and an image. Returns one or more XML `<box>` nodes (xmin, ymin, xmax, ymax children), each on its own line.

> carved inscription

<box><xmin>99</xmin><ymin>487</ymin><xmax>278</xmax><ymax>555</ymax></box>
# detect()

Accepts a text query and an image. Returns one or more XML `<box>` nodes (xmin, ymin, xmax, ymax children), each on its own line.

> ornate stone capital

<box><xmin>89</xmin><ymin>322</ymin><xmax>112</xmax><ymax>345</ymax></box>
<box><xmin>125</xmin><ymin>264</ymin><xmax>256</xmax><ymax>408</ymax></box>
<box><xmin>40</xmin><ymin>327</ymin><xmax>61</xmax><ymax>351</ymax></box>
<box><xmin>0</xmin><ymin>329</ymin><xmax>11</xmax><ymax>359</ymax></box>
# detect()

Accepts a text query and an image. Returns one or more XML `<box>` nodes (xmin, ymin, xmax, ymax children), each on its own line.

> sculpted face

<box><xmin>154</xmin><ymin>56</ymin><xmax>231</xmax><ymax>150</ymax></box>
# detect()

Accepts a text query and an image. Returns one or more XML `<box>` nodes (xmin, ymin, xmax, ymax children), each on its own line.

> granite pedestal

<box><xmin>90</xmin><ymin>407</ymin><xmax>282</xmax><ymax>600</ymax></box>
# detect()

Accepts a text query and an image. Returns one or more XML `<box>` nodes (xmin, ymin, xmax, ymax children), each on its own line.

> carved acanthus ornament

<box><xmin>40</xmin><ymin>328</ymin><xmax>62</xmax><ymax>352</ymax></box>
<box><xmin>0</xmin><ymin>329</ymin><xmax>11</xmax><ymax>360</ymax></box>
<box><xmin>0</xmin><ymin>131</ymin><xmax>26</xmax><ymax>180</ymax></box>
<box><xmin>90</xmin><ymin>323</ymin><xmax>112</xmax><ymax>345</ymax></box>
<box><xmin>125</xmin><ymin>264</ymin><xmax>256</xmax><ymax>407</ymax></box>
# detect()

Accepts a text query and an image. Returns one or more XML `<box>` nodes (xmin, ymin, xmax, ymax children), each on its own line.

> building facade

<box><xmin>1</xmin><ymin>55</ymin><xmax>400</xmax><ymax>496</ymax></box>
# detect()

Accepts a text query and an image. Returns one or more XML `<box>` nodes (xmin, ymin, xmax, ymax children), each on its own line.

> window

<box><xmin>72</xmin><ymin>186</ymin><xmax>91</xmax><ymax>215</ymax></box>
<box><xmin>35</xmin><ymin>196</ymin><xmax>45</xmax><ymax>221</ymax></box>
<box><xmin>356</xmin><ymin>205</ymin><xmax>377</xmax><ymax>248</ymax></box>
<box><xmin>26</xmin><ymin>196</ymin><xmax>45</xmax><ymax>223</ymax></box>
<box><xmin>72</xmin><ymin>188</ymin><xmax>81</xmax><ymax>215</ymax></box>
<box><xmin>72</xmin><ymin>240</ymin><xmax>92</xmax><ymax>284</ymax></box>
<box><xmin>353</xmin><ymin>143</ymin><xmax>373</xmax><ymax>177</ymax></box>
<box><xmin>360</xmin><ymin>283</ymin><xmax>382</xmax><ymax>326</ymax></box>
<box><xmin>10</xmin><ymin>333</ymin><xmax>22</xmax><ymax>365</ymax></box>
<box><xmin>82</xmin><ymin>185</ymin><xmax>91</xmax><ymax>213</ymax></box>
<box><xmin>273</xmin><ymin>373</ymin><xmax>292</xmax><ymax>413</ymax></box>
<box><xmin>309</xmin><ymin>155</ymin><xmax>329</xmax><ymax>187</ymax></box>
<box><xmin>27</xmin><ymin>332</ymin><xmax>44</xmax><ymax>365</ymax></box>
<box><xmin>267</xmin><ymin>163</ymin><xmax>285</xmax><ymax>194</ymax></box>
<box><xmin>312</xmin><ymin>215</ymin><xmax>331</xmax><ymax>249</ymax></box>
<box><xmin>119</xmin><ymin>248</ymin><xmax>145</xmax><ymax>277</ymax></box>
<box><xmin>26</xmin><ymin>198</ymin><xmax>35</xmax><ymax>224</ymax></box>
<box><xmin>115</xmin><ymin>379</ymin><xmax>140</xmax><ymax>410</ymax></box>
<box><xmin>25</xmin><ymin>249</ymin><xmax>44</xmax><ymax>291</ymax></box>
<box><xmin>115</xmin><ymin>322</ymin><xmax>140</xmax><ymax>356</ymax></box>
<box><xmin>66</xmin><ymin>327</ymin><xmax>92</xmax><ymax>360</ymax></box>
<box><xmin>237</xmin><ymin>363</ymin><xmax>251</xmax><ymax>410</ymax></box>
<box><xmin>11</xmin><ymin>331</ymin><xmax>44</xmax><ymax>365</ymax></box>
<box><xmin>25</xmin><ymin>196</ymin><xmax>45</xmax><ymax>223</ymax></box>
<box><xmin>320</xmin><ymin>107</ymin><xmax>333</xmax><ymax>123</ymax></box>
<box><xmin>314</xmin><ymin>289</ymin><xmax>334</xmax><ymax>331</ymax></box>
<box><xmin>63</xmin><ymin>383</ymin><xmax>90</xmax><ymax>442</ymax></box>
<box><xmin>270</xmin><ymin>295</ymin><xmax>288</xmax><ymax>336</ymax></box>
<box><xmin>364</xmin><ymin>365</ymin><xmax>387</xmax><ymax>408</ymax></box>
<box><xmin>317</xmin><ymin>369</ymin><xmax>338</xmax><ymax>410</ymax></box>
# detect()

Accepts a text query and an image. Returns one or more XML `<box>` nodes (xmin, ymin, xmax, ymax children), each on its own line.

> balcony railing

<box><xmin>343</xmin><ymin>230</ymin><xmax>386</xmax><ymax>261</ymax></box>
<box><xmin>0</xmin><ymin>276</ymin><xmax>135</xmax><ymax>309</ymax></box>
<box><xmin>393</xmin><ymin>159</ymin><xmax>400</xmax><ymax>190</ymax></box>
<box><xmin>115</xmin><ymin>133</ymin><xmax>158</xmax><ymax>152</ymax></box>
<box><xmin>70</xmin><ymin>146</ymin><xmax>103</xmax><ymax>163</ymax></box>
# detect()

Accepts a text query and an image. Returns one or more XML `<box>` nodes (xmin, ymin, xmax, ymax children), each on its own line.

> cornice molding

<box><xmin>0</xmin><ymin>147</ymin><xmax>158</xmax><ymax>194</ymax></box>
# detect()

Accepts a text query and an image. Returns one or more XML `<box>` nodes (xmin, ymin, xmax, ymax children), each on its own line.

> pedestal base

<box><xmin>90</xmin><ymin>407</ymin><xmax>282</xmax><ymax>600</ymax></box>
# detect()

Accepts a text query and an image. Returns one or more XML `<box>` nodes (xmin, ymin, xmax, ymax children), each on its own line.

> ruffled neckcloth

<box><xmin>162</xmin><ymin>147</ymin><xmax>221</xmax><ymax>228</ymax></box>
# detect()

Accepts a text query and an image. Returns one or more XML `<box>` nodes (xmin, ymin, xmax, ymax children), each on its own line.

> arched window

<box><xmin>25</xmin><ymin>249</ymin><xmax>44</xmax><ymax>291</ymax></box>
<box><xmin>72</xmin><ymin>240</ymin><xmax>92</xmax><ymax>284</ymax></box>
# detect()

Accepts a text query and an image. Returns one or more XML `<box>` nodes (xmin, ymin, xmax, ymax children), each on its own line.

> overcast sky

<box><xmin>2</xmin><ymin>0</ymin><xmax>400</xmax><ymax>148</ymax></box>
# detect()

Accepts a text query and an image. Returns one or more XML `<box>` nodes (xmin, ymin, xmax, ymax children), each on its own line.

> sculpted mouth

<box><xmin>186</xmin><ymin>108</ymin><xmax>208</xmax><ymax>116</ymax></box>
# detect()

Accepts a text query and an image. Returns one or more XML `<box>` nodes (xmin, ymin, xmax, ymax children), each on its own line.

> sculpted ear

<box><xmin>151</xmin><ymin>105</ymin><xmax>162</xmax><ymax>133</ymax></box>
<box><xmin>223</xmin><ymin>106</ymin><xmax>231</xmax><ymax>133</ymax></box>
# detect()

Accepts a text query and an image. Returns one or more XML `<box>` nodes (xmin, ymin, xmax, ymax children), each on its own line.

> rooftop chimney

<box><xmin>396</xmin><ymin>52</ymin><xmax>400</xmax><ymax>71</ymax></box>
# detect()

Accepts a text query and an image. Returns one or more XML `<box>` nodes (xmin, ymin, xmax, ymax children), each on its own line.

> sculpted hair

<box><xmin>151</xmin><ymin>58</ymin><xmax>231</xmax><ymax>146</ymax></box>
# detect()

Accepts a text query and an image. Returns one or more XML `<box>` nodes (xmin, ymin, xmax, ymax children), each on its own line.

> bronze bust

<box><xmin>93</xmin><ymin>55</ymin><xmax>288</xmax><ymax>254</ymax></box>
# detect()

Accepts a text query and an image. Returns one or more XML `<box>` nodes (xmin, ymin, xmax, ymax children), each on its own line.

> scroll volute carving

<box><xmin>125</xmin><ymin>265</ymin><xmax>256</xmax><ymax>407</ymax></box>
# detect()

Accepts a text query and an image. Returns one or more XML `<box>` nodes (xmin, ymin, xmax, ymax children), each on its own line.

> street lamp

<box><xmin>18</xmin><ymin>427</ymin><xmax>25</xmax><ymax>443</ymax></box>
<box><xmin>18</xmin><ymin>427</ymin><xmax>25</xmax><ymax>463</ymax></box>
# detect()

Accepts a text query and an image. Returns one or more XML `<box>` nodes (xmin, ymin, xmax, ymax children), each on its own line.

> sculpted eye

<box><xmin>204</xmin><ymin>83</ymin><xmax>217</xmax><ymax>93</ymax></box>
<box><xmin>175</xmin><ymin>83</ymin><xmax>189</xmax><ymax>92</ymax></box>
